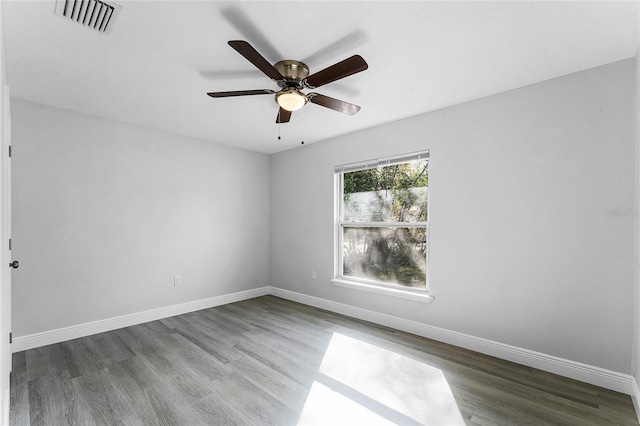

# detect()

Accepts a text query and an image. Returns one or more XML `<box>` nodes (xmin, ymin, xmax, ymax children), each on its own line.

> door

<box><xmin>1</xmin><ymin>83</ymin><xmax>11</xmax><ymax>425</ymax></box>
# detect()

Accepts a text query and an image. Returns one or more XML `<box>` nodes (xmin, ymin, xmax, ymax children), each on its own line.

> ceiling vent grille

<box><xmin>54</xmin><ymin>0</ymin><xmax>122</xmax><ymax>34</ymax></box>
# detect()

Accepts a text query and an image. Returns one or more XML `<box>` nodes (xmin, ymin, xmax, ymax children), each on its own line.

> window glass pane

<box><xmin>343</xmin><ymin>160</ymin><xmax>428</xmax><ymax>222</ymax></box>
<box><xmin>342</xmin><ymin>226</ymin><xmax>427</xmax><ymax>288</ymax></box>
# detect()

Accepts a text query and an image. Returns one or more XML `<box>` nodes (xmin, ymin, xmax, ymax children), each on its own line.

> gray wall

<box><xmin>270</xmin><ymin>59</ymin><xmax>636</xmax><ymax>374</ymax></box>
<box><xmin>10</xmin><ymin>59</ymin><xmax>637</xmax><ymax>376</ymax></box>
<box><xmin>11</xmin><ymin>99</ymin><xmax>270</xmax><ymax>336</ymax></box>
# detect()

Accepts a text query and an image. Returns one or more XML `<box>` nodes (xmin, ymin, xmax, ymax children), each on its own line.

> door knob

<box><xmin>9</xmin><ymin>261</ymin><xmax>18</xmax><ymax>269</ymax></box>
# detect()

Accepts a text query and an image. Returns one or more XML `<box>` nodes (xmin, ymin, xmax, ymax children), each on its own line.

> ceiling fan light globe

<box><xmin>276</xmin><ymin>91</ymin><xmax>307</xmax><ymax>112</ymax></box>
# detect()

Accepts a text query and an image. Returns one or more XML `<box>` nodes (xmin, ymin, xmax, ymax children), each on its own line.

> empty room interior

<box><xmin>1</xmin><ymin>0</ymin><xmax>640</xmax><ymax>425</ymax></box>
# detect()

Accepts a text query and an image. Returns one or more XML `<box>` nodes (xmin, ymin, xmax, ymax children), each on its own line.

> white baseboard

<box><xmin>269</xmin><ymin>287</ymin><xmax>635</xmax><ymax>396</ymax></box>
<box><xmin>11</xmin><ymin>287</ymin><xmax>270</xmax><ymax>353</ymax></box>
<box><xmin>632</xmin><ymin>377</ymin><xmax>640</xmax><ymax>424</ymax></box>
<box><xmin>10</xmin><ymin>285</ymin><xmax>636</xmax><ymax>398</ymax></box>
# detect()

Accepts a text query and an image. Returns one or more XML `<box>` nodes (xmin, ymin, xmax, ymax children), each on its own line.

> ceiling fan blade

<box><xmin>308</xmin><ymin>93</ymin><xmax>361</xmax><ymax>115</ymax></box>
<box><xmin>305</xmin><ymin>55</ymin><xmax>368</xmax><ymax>88</ymax></box>
<box><xmin>228</xmin><ymin>40</ymin><xmax>284</xmax><ymax>81</ymax></box>
<box><xmin>276</xmin><ymin>107</ymin><xmax>292</xmax><ymax>123</ymax></box>
<box><xmin>207</xmin><ymin>89</ymin><xmax>274</xmax><ymax>98</ymax></box>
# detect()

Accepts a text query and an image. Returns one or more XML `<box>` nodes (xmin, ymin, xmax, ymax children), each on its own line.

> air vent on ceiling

<box><xmin>54</xmin><ymin>0</ymin><xmax>122</xmax><ymax>34</ymax></box>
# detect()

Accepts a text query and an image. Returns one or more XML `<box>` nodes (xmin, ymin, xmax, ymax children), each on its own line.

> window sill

<box><xmin>330</xmin><ymin>278</ymin><xmax>435</xmax><ymax>303</ymax></box>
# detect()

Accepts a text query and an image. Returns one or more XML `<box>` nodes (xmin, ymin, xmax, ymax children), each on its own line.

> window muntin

<box><xmin>336</xmin><ymin>152</ymin><xmax>429</xmax><ymax>291</ymax></box>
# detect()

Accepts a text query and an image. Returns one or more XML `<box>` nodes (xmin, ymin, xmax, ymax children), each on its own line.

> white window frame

<box><xmin>331</xmin><ymin>151</ymin><xmax>434</xmax><ymax>303</ymax></box>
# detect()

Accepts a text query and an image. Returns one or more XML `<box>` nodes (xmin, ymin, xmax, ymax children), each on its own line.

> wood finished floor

<box><xmin>9</xmin><ymin>295</ymin><xmax>640</xmax><ymax>425</ymax></box>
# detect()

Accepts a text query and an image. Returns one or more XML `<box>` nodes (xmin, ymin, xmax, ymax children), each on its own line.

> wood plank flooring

<box><xmin>9</xmin><ymin>295</ymin><xmax>640</xmax><ymax>425</ymax></box>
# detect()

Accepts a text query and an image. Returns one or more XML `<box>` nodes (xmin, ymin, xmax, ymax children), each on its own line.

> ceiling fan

<box><xmin>207</xmin><ymin>40</ymin><xmax>368</xmax><ymax>123</ymax></box>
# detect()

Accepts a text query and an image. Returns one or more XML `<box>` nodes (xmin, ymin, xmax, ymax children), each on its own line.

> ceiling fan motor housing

<box><xmin>274</xmin><ymin>60</ymin><xmax>310</xmax><ymax>111</ymax></box>
<box><xmin>275</xmin><ymin>60</ymin><xmax>309</xmax><ymax>88</ymax></box>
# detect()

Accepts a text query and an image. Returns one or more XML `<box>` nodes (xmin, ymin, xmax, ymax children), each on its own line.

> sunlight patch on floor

<box><xmin>298</xmin><ymin>380</ymin><xmax>399</xmax><ymax>426</ymax></box>
<box><xmin>297</xmin><ymin>332</ymin><xmax>465</xmax><ymax>425</ymax></box>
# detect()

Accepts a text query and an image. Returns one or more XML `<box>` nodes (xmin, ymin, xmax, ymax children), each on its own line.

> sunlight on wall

<box><xmin>297</xmin><ymin>332</ymin><xmax>465</xmax><ymax>425</ymax></box>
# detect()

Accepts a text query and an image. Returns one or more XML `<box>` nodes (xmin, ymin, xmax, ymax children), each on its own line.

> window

<box><xmin>333</xmin><ymin>151</ymin><xmax>432</xmax><ymax>301</ymax></box>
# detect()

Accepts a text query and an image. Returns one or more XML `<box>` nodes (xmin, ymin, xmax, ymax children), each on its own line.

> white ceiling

<box><xmin>4</xmin><ymin>1</ymin><xmax>639</xmax><ymax>154</ymax></box>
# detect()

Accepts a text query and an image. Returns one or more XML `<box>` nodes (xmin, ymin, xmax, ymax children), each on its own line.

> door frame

<box><xmin>1</xmin><ymin>82</ymin><xmax>11</xmax><ymax>425</ymax></box>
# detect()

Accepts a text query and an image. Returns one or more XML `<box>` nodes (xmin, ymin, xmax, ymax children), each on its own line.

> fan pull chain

<box><xmin>277</xmin><ymin>109</ymin><xmax>281</xmax><ymax>140</ymax></box>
